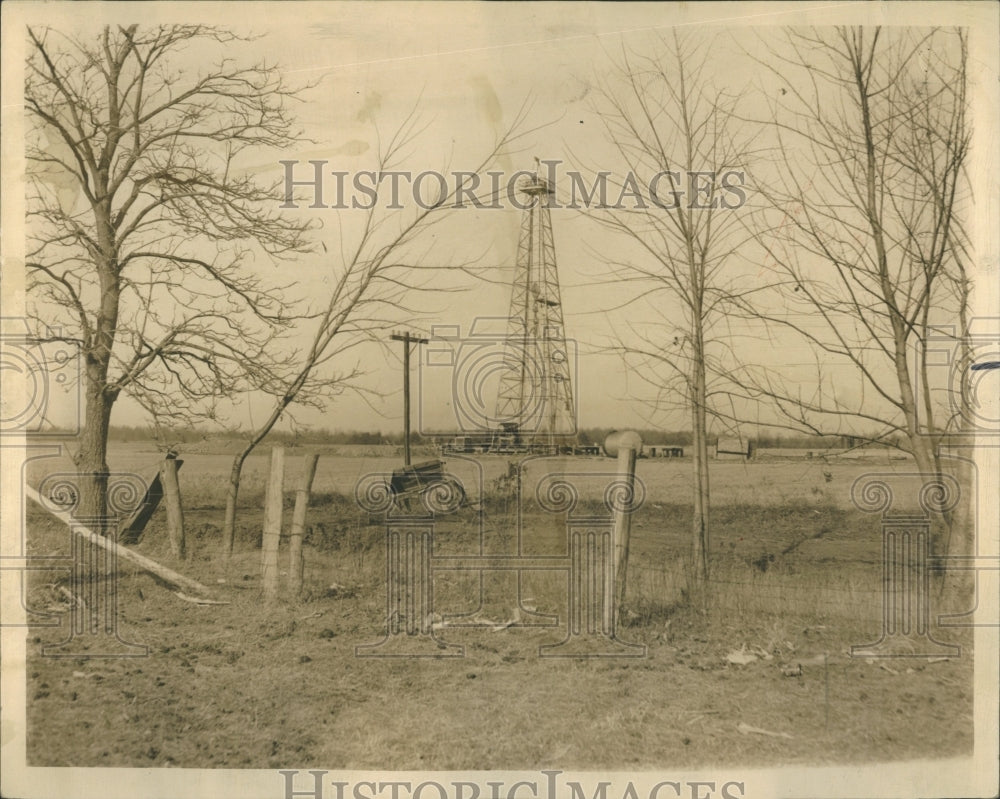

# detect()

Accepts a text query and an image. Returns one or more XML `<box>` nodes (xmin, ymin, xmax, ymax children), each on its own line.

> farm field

<box><xmin>23</xmin><ymin>440</ymin><xmax>926</xmax><ymax>511</ymax></box>
<box><xmin>19</xmin><ymin>443</ymin><xmax>975</xmax><ymax>770</ymax></box>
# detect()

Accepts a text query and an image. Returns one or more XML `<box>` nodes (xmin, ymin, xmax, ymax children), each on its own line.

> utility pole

<box><xmin>391</xmin><ymin>331</ymin><xmax>428</xmax><ymax>466</ymax></box>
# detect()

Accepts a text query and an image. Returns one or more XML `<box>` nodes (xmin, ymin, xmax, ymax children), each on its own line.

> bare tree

<box><xmin>25</xmin><ymin>25</ymin><xmax>314</xmax><ymax>519</ymax></box>
<box><xmin>219</xmin><ymin>105</ymin><xmax>535</xmax><ymax>557</ymax></box>
<box><xmin>733</xmin><ymin>27</ymin><xmax>971</xmax><ymax>560</ymax></box>
<box><xmin>587</xmin><ymin>31</ymin><xmax>757</xmax><ymax>590</ymax></box>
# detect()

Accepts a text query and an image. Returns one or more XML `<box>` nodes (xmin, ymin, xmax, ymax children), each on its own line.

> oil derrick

<box><xmin>494</xmin><ymin>168</ymin><xmax>575</xmax><ymax>452</ymax></box>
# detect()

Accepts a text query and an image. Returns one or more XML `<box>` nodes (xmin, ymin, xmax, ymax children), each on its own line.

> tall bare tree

<box><xmin>588</xmin><ymin>31</ymin><xmax>757</xmax><ymax>590</ymax></box>
<box><xmin>734</xmin><ymin>26</ymin><xmax>971</xmax><ymax>558</ymax></box>
<box><xmin>25</xmin><ymin>25</ymin><xmax>314</xmax><ymax>519</ymax></box>
<box><xmin>738</xmin><ymin>31</ymin><xmax>969</xmax><ymax>468</ymax></box>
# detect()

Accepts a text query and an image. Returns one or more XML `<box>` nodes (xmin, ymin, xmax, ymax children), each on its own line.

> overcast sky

<box><xmin>5</xmin><ymin>2</ymin><xmax>998</xmax><ymax>438</ymax></box>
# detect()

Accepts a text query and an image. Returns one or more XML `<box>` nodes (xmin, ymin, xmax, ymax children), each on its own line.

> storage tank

<box><xmin>603</xmin><ymin>430</ymin><xmax>643</xmax><ymax>458</ymax></box>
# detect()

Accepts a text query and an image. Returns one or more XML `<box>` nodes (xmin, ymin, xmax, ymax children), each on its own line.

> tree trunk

<box><xmin>74</xmin><ymin>201</ymin><xmax>120</xmax><ymax>523</ymax></box>
<box><xmin>221</xmin><ymin>450</ymin><xmax>250</xmax><ymax>558</ymax></box>
<box><xmin>73</xmin><ymin>371</ymin><xmax>114</xmax><ymax>522</ymax></box>
<box><xmin>943</xmin><ymin>302</ymin><xmax>975</xmax><ymax>569</ymax></box>
<box><xmin>221</xmin><ymin>397</ymin><xmax>296</xmax><ymax>559</ymax></box>
<box><xmin>690</xmin><ymin>344</ymin><xmax>710</xmax><ymax>591</ymax></box>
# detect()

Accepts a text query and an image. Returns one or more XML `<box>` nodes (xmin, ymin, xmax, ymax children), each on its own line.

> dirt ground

<box><xmin>20</xmin><ymin>448</ymin><xmax>976</xmax><ymax>769</ymax></box>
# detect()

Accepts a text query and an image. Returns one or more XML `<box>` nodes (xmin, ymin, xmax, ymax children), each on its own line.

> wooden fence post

<box><xmin>288</xmin><ymin>454</ymin><xmax>320</xmax><ymax>598</ymax></box>
<box><xmin>613</xmin><ymin>446</ymin><xmax>637</xmax><ymax>628</ymax></box>
<box><xmin>160</xmin><ymin>457</ymin><xmax>185</xmax><ymax>559</ymax></box>
<box><xmin>261</xmin><ymin>447</ymin><xmax>285</xmax><ymax>601</ymax></box>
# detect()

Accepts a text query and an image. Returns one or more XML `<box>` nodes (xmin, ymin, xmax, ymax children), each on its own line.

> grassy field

<box><xmin>20</xmin><ymin>443</ymin><xmax>975</xmax><ymax>769</ymax></box>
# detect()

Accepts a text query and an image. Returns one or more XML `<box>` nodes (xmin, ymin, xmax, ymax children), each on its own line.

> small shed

<box><xmin>647</xmin><ymin>445</ymin><xmax>684</xmax><ymax>458</ymax></box>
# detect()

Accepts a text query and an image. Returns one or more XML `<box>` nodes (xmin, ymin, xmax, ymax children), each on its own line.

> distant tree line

<box><xmin>103</xmin><ymin>425</ymin><xmax>410</xmax><ymax>446</ymax></box>
<box><xmin>95</xmin><ymin>424</ymin><xmax>897</xmax><ymax>450</ymax></box>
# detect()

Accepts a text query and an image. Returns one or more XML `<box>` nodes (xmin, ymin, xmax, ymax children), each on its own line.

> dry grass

<box><xmin>20</xmin><ymin>446</ymin><xmax>977</xmax><ymax>770</ymax></box>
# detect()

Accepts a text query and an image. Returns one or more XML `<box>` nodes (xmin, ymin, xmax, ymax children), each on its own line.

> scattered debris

<box><xmin>736</xmin><ymin>722</ymin><xmax>793</xmax><ymax>740</ymax></box>
<box><xmin>726</xmin><ymin>645</ymin><xmax>758</xmax><ymax>665</ymax></box>
<box><xmin>750</xmin><ymin>553</ymin><xmax>776</xmax><ymax>572</ymax></box>
<box><xmin>57</xmin><ymin>586</ymin><xmax>84</xmax><ymax>608</ymax></box>
<box><xmin>493</xmin><ymin>608</ymin><xmax>522</xmax><ymax>631</ymax></box>
<box><xmin>683</xmin><ymin>710</ymin><xmax>721</xmax><ymax>726</ymax></box>
<box><xmin>173</xmin><ymin>592</ymin><xmax>229</xmax><ymax>606</ymax></box>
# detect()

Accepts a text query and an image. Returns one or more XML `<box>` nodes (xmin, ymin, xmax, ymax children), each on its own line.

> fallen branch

<box><xmin>173</xmin><ymin>591</ymin><xmax>230</xmax><ymax>606</ymax></box>
<box><xmin>736</xmin><ymin>722</ymin><xmax>794</xmax><ymax>740</ymax></box>
<box><xmin>26</xmin><ymin>485</ymin><xmax>219</xmax><ymax>600</ymax></box>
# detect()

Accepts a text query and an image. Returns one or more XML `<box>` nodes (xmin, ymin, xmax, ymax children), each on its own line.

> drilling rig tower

<box><xmin>493</xmin><ymin>167</ymin><xmax>576</xmax><ymax>453</ymax></box>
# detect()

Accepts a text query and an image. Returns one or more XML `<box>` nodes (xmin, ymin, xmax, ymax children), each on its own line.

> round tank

<box><xmin>603</xmin><ymin>430</ymin><xmax>643</xmax><ymax>458</ymax></box>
